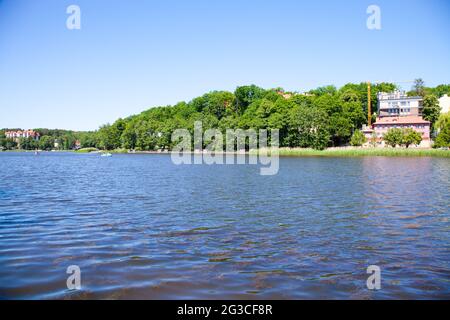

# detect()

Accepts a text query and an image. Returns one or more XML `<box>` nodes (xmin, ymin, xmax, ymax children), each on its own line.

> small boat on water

<box><xmin>101</xmin><ymin>153</ymin><xmax>112</xmax><ymax>157</ymax></box>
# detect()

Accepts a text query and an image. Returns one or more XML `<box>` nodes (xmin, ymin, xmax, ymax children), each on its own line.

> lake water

<box><xmin>0</xmin><ymin>152</ymin><xmax>449</xmax><ymax>299</ymax></box>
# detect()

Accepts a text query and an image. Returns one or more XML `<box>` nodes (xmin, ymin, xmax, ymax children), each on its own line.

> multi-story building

<box><xmin>377</xmin><ymin>91</ymin><xmax>423</xmax><ymax>118</ymax></box>
<box><xmin>363</xmin><ymin>90</ymin><xmax>431</xmax><ymax>146</ymax></box>
<box><xmin>5</xmin><ymin>130</ymin><xmax>40</xmax><ymax>141</ymax></box>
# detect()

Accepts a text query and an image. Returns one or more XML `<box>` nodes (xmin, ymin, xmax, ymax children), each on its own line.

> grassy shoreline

<box><xmin>253</xmin><ymin>147</ymin><xmax>450</xmax><ymax>158</ymax></box>
<box><xmin>129</xmin><ymin>147</ymin><xmax>450</xmax><ymax>158</ymax></box>
<box><xmin>4</xmin><ymin>147</ymin><xmax>449</xmax><ymax>158</ymax></box>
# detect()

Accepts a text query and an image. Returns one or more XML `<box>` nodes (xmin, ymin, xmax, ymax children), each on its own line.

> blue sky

<box><xmin>0</xmin><ymin>0</ymin><xmax>449</xmax><ymax>131</ymax></box>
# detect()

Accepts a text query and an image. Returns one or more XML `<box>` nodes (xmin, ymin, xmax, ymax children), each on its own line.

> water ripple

<box><xmin>0</xmin><ymin>153</ymin><xmax>449</xmax><ymax>299</ymax></box>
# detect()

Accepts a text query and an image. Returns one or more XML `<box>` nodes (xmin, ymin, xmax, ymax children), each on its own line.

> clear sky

<box><xmin>0</xmin><ymin>0</ymin><xmax>449</xmax><ymax>131</ymax></box>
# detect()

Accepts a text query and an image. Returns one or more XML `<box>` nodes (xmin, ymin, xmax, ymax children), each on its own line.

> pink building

<box><xmin>372</xmin><ymin>116</ymin><xmax>430</xmax><ymax>142</ymax></box>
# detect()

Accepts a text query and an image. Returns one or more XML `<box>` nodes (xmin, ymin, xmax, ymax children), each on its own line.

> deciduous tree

<box><xmin>350</xmin><ymin>130</ymin><xmax>367</xmax><ymax>147</ymax></box>
<box><xmin>383</xmin><ymin>128</ymin><xmax>403</xmax><ymax>148</ymax></box>
<box><xmin>401</xmin><ymin>128</ymin><xmax>422</xmax><ymax>148</ymax></box>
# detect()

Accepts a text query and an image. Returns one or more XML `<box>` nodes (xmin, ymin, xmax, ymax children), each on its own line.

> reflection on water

<box><xmin>0</xmin><ymin>153</ymin><xmax>449</xmax><ymax>299</ymax></box>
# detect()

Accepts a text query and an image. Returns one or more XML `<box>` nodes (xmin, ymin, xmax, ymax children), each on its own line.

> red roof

<box><xmin>373</xmin><ymin>116</ymin><xmax>430</xmax><ymax>125</ymax></box>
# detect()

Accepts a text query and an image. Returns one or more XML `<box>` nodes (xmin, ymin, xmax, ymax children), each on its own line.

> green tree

<box><xmin>435</xmin><ymin>112</ymin><xmax>450</xmax><ymax>133</ymax></box>
<box><xmin>1</xmin><ymin>138</ymin><xmax>17</xmax><ymax>150</ymax></box>
<box><xmin>383</xmin><ymin>128</ymin><xmax>403</xmax><ymax>148</ymax></box>
<box><xmin>328</xmin><ymin>115</ymin><xmax>353</xmax><ymax>146</ymax></box>
<box><xmin>340</xmin><ymin>89</ymin><xmax>360</xmax><ymax>103</ymax></box>
<box><xmin>135</xmin><ymin>120</ymin><xmax>158</xmax><ymax>151</ymax></box>
<box><xmin>431</xmin><ymin>84</ymin><xmax>450</xmax><ymax>97</ymax></box>
<box><xmin>18</xmin><ymin>137</ymin><xmax>38</xmax><ymax>150</ymax></box>
<box><xmin>401</xmin><ymin>128</ymin><xmax>422</xmax><ymax>148</ymax></box>
<box><xmin>234</xmin><ymin>85</ymin><xmax>265</xmax><ymax>114</ymax></box>
<box><xmin>412</xmin><ymin>78</ymin><xmax>425</xmax><ymax>96</ymax></box>
<box><xmin>78</xmin><ymin>131</ymin><xmax>98</xmax><ymax>148</ymax></box>
<box><xmin>313</xmin><ymin>93</ymin><xmax>340</xmax><ymax>114</ymax></box>
<box><xmin>97</xmin><ymin>125</ymin><xmax>113</xmax><ymax>150</ymax></box>
<box><xmin>342</xmin><ymin>101</ymin><xmax>366</xmax><ymax>129</ymax></box>
<box><xmin>97</xmin><ymin>119</ymin><xmax>126</xmax><ymax>150</ymax></box>
<box><xmin>0</xmin><ymin>132</ymin><xmax>6</xmax><ymax>150</ymax></box>
<box><xmin>287</xmin><ymin>105</ymin><xmax>330</xmax><ymax>150</ymax></box>
<box><xmin>61</xmin><ymin>134</ymin><xmax>76</xmax><ymax>150</ymax></box>
<box><xmin>121</xmin><ymin>120</ymin><xmax>138</xmax><ymax>150</ymax></box>
<box><xmin>191</xmin><ymin>91</ymin><xmax>234</xmax><ymax>119</ymax></box>
<box><xmin>434</xmin><ymin>113</ymin><xmax>450</xmax><ymax>148</ymax></box>
<box><xmin>308</xmin><ymin>85</ymin><xmax>337</xmax><ymax>96</ymax></box>
<box><xmin>422</xmin><ymin>94</ymin><xmax>441</xmax><ymax>130</ymax></box>
<box><xmin>350</xmin><ymin>130</ymin><xmax>367</xmax><ymax>146</ymax></box>
<box><xmin>39</xmin><ymin>136</ymin><xmax>54</xmax><ymax>150</ymax></box>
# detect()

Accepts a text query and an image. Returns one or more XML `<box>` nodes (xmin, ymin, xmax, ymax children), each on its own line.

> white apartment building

<box><xmin>377</xmin><ymin>90</ymin><xmax>423</xmax><ymax>117</ymax></box>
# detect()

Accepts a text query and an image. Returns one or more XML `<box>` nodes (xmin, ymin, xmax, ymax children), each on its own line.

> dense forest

<box><xmin>1</xmin><ymin>81</ymin><xmax>449</xmax><ymax>151</ymax></box>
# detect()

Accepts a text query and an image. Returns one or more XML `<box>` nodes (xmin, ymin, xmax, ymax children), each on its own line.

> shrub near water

<box><xmin>383</xmin><ymin>128</ymin><xmax>422</xmax><ymax>148</ymax></box>
<box><xmin>401</xmin><ymin>128</ymin><xmax>422</xmax><ymax>148</ymax></box>
<box><xmin>350</xmin><ymin>130</ymin><xmax>367</xmax><ymax>146</ymax></box>
<box><xmin>383</xmin><ymin>128</ymin><xmax>404</xmax><ymax>148</ymax></box>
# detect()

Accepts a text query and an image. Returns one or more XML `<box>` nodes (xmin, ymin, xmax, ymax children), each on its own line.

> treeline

<box><xmin>92</xmin><ymin>83</ymin><xmax>395</xmax><ymax>151</ymax></box>
<box><xmin>1</xmin><ymin>81</ymin><xmax>449</xmax><ymax>151</ymax></box>
<box><xmin>406</xmin><ymin>81</ymin><xmax>450</xmax><ymax>98</ymax></box>
<box><xmin>92</xmin><ymin>81</ymin><xmax>449</xmax><ymax>151</ymax></box>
